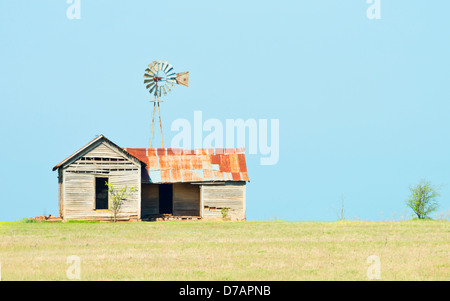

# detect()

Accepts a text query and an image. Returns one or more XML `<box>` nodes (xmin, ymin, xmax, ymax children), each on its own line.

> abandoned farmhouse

<box><xmin>52</xmin><ymin>135</ymin><xmax>249</xmax><ymax>221</ymax></box>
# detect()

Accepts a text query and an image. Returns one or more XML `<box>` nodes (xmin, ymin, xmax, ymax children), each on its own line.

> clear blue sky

<box><xmin>1</xmin><ymin>1</ymin><xmax>449</xmax><ymax>221</ymax></box>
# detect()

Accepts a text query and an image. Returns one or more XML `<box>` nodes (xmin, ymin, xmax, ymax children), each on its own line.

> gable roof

<box><xmin>52</xmin><ymin>135</ymin><xmax>250</xmax><ymax>183</ymax></box>
<box><xmin>52</xmin><ymin>135</ymin><xmax>144</xmax><ymax>171</ymax></box>
<box><xmin>124</xmin><ymin>148</ymin><xmax>250</xmax><ymax>184</ymax></box>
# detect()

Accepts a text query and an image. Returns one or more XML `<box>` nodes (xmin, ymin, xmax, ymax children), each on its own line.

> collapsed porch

<box><xmin>141</xmin><ymin>182</ymin><xmax>201</xmax><ymax>219</ymax></box>
<box><xmin>141</xmin><ymin>182</ymin><xmax>246</xmax><ymax>221</ymax></box>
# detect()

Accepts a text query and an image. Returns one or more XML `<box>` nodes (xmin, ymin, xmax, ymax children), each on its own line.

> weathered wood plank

<box><xmin>141</xmin><ymin>184</ymin><xmax>159</xmax><ymax>216</ymax></box>
<box><xmin>173</xmin><ymin>183</ymin><xmax>200</xmax><ymax>216</ymax></box>
<box><xmin>201</xmin><ymin>183</ymin><xmax>246</xmax><ymax>221</ymax></box>
<box><xmin>62</xmin><ymin>159</ymin><xmax>140</xmax><ymax>221</ymax></box>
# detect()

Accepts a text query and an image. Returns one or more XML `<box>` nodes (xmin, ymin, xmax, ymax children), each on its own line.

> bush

<box><xmin>21</xmin><ymin>218</ymin><xmax>39</xmax><ymax>223</ymax></box>
<box><xmin>221</xmin><ymin>207</ymin><xmax>230</xmax><ymax>220</ymax></box>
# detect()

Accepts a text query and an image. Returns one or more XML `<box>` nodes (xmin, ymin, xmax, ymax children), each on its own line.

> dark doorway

<box><xmin>159</xmin><ymin>184</ymin><xmax>173</xmax><ymax>214</ymax></box>
<box><xmin>95</xmin><ymin>177</ymin><xmax>109</xmax><ymax>209</ymax></box>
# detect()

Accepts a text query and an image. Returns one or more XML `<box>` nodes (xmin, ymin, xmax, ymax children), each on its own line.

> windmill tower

<box><xmin>144</xmin><ymin>60</ymin><xmax>189</xmax><ymax>148</ymax></box>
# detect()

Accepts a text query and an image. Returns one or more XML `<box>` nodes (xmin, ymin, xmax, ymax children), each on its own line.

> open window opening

<box><xmin>95</xmin><ymin>177</ymin><xmax>109</xmax><ymax>210</ymax></box>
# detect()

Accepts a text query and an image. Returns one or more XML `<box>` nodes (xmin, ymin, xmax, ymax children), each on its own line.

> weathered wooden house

<box><xmin>52</xmin><ymin>135</ymin><xmax>249</xmax><ymax>221</ymax></box>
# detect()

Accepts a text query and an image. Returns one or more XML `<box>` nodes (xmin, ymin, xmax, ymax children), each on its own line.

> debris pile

<box><xmin>144</xmin><ymin>214</ymin><xmax>201</xmax><ymax>222</ymax></box>
<box><xmin>29</xmin><ymin>215</ymin><xmax>62</xmax><ymax>222</ymax></box>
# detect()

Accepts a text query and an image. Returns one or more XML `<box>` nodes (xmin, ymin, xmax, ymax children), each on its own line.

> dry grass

<box><xmin>0</xmin><ymin>220</ymin><xmax>448</xmax><ymax>280</ymax></box>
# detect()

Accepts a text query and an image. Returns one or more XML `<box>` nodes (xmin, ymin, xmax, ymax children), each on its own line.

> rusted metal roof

<box><xmin>52</xmin><ymin>135</ymin><xmax>249</xmax><ymax>184</ymax></box>
<box><xmin>124</xmin><ymin>148</ymin><xmax>250</xmax><ymax>184</ymax></box>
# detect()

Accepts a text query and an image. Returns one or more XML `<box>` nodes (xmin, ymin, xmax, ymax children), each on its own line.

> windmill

<box><xmin>144</xmin><ymin>60</ymin><xmax>189</xmax><ymax>148</ymax></box>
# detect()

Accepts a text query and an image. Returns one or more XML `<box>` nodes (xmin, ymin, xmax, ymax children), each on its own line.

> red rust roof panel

<box><xmin>158</xmin><ymin>156</ymin><xmax>173</xmax><ymax>170</ymax></box>
<box><xmin>192</xmin><ymin>156</ymin><xmax>202</xmax><ymax>170</ymax></box>
<box><xmin>237</xmin><ymin>154</ymin><xmax>247</xmax><ymax>172</ymax></box>
<box><xmin>213</xmin><ymin>171</ymin><xmax>224</xmax><ymax>181</ymax></box>
<box><xmin>161</xmin><ymin>170</ymin><xmax>171</xmax><ymax>182</ymax></box>
<box><xmin>148</xmin><ymin>156</ymin><xmax>160</xmax><ymax>170</ymax></box>
<box><xmin>203</xmin><ymin>169</ymin><xmax>214</xmax><ymax>180</ymax></box>
<box><xmin>182</xmin><ymin>169</ymin><xmax>193</xmax><ymax>182</ymax></box>
<box><xmin>211</xmin><ymin>154</ymin><xmax>220</xmax><ymax>165</ymax></box>
<box><xmin>232</xmin><ymin>173</ymin><xmax>242</xmax><ymax>181</ymax></box>
<box><xmin>202</xmin><ymin>157</ymin><xmax>212</xmax><ymax>170</ymax></box>
<box><xmin>219</xmin><ymin>156</ymin><xmax>231</xmax><ymax>172</ymax></box>
<box><xmin>171</xmin><ymin>156</ymin><xmax>182</xmax><ymax>170</ymax></box>
<box><xmin>171</xmin><ymin>169</ymin><xmax>182</xmax><ymax>183</ymax></box>
<box><xmin>125</xmin><ymin>148</ymin><xmax>147</xmax><ymax>163</ymax></box>
<box><xmin>229</xmin><ymin>154</ymin><xmax>240</xmax><ymax>173</ymax></box>
<box><xmin>225</xmin><ymin>148</ymin><xmax>236</xmax><ymax>155</ymax></box>
<box><xmin>181</xmin><ymin>157</ymin><xmax>192</xmax><ymax>169</ymax></box>
<box><xmin>124</xmin><ymin>148</ymin><xmax>249</xmax><ymax>184</ymax></box>
<box><xmin>157</xmin><ymin>148</ymin><xmax>166</xmax><ymax>156</ymax></box>
<box><xmin>147</xmin><ymin>149</ymin><xmax>157</xmax><ymax>156</ymax></box>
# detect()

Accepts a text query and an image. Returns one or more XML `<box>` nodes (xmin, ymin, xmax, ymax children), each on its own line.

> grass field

<box><xmin>0</xmin><ymin>220</ymin><xmax>448</xmax><ymax>281</ymax></box>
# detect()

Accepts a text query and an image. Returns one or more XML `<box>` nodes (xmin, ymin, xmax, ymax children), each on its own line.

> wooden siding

<box><xmin>173</xmin><ymin>183</ymin><xmax>200</xmax><ymax>216</ymax></box>
<box><xmin>141</xmin><ymin>184</ymin><xmax>159</xmax><ymax>217</ymax></box>
<box><xmin>201</xmin><ymin>182</ymin><xmax>246</xmax><ymax>221</ymax></box>
<box><xmin>61</xmin><ymin>141</ymin><xmax>141</xmax><ymax>221</ymax></box>
<box><xmin>58</xmin><ymin>168</ymin><xmax>64</xmax><ymax>218</ymax></box>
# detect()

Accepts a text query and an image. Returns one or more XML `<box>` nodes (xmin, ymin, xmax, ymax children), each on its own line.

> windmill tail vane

<box><xmin>144</xmin><ymin>60</ymin><xmax>189</xmax><ymax>148</ymax></box>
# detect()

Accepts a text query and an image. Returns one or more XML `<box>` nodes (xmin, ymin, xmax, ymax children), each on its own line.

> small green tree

<box><xmin>334</xmin><ymin>194</ymin><xmax>345</xmax><ymax>221</ymax></box>
<box><xmin>105</xmin><ymin>182</ymin><xmax>137</xmax><ymax>223</ymax></box>
<box><xmin>221</xmin><ymin>207</ymin><xmax>230</xmax><ymax>220</ymax></box>
<box><xmin>406</xmin><ymin>179</ymin><xmax>440</xmax><ymax>219</ymax></box>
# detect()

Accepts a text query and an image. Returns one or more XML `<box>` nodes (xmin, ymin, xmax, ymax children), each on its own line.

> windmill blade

<box><xmin>164</xmin><ymin>63</ymin><xmax>173</xmax><ymax>73</ymax></box>
<box><xmin>145</xmin><ymin>68</ymin><xmax>155</xmax><ymax>76</ymax></box>
<box><xmin>166</xmin><ymin>81</ymin><xmax>175</xmax><ymax>89</ymax></box>
<box><xmin>144</xmin><ymin>61</ymin><xmax>189</xmax><ymax>99</ymax></box>
<box><xmin>149</xmin><ymin>84</ymin><xmax>157</xmax><ymax>94</ymax></box>
<box><xmin>149</xmin><ymin>62</ymin><xmax>158</xmax><ymax>74</ymax></box>
<box><xmin>160</xmin><ymin>61</ymin><xmax>167</xmax><ymax>72</ymax></box>
<box><xmin>161</xmin><ymin>61</ymin><xmax>167</xmax><ymax>73</ymax></box>
<box><xmin>176</xmin><ymin>72</ymin><xmax>189</xmax><ymax>87</ymax></box>
<box><xmin>164</xmin><ymin>83</ymin><xmax>172</xmax><ymax>93</ymax></box>
<box><xmin>149</xmin><ymin>66</ymin><xmax>158</xmax><ymax>74</ymax></box>
<box><xmin>156</xmin><ymin>62</ymin><xmax>162</xmax><ymax>72</ymax></box>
